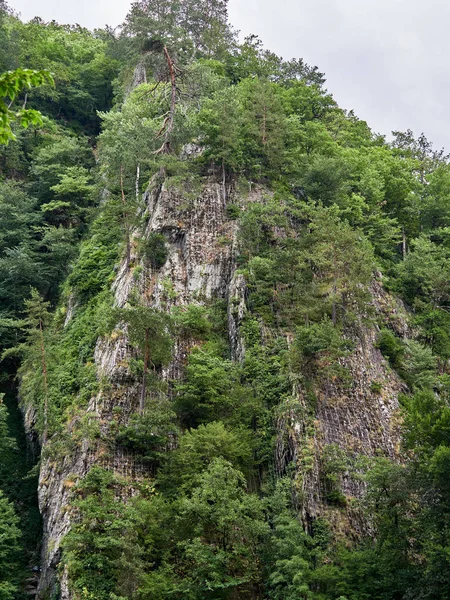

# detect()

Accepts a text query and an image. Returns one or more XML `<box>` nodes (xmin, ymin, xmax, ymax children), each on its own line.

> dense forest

<box><xmin>1</xmin><ymin>1</ymin><xmax>450</xmax><ymax>599</ymax></box>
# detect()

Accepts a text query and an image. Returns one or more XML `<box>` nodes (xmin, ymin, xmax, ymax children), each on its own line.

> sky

<box><xmin>9</xmin><ymin>0</ymin><xmax>450</xmax><ymax>150</ymax></box>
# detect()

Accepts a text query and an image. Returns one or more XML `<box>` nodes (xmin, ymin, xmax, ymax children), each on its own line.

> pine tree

<box><xmin>110</xmin><ymin>306</ymin><xmax>172</xmax><ymax>413</ymax></box>
<box><xmin>2</xmin><ymin>289</ymin><xmax>52</xmax><ymax>442</ymax></box>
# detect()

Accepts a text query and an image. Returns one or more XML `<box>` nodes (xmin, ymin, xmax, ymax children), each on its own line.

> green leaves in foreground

<box><xmin>0</xmin><ymin>68</ymin><xmax>54</xmax><ymax>144</ymax></box>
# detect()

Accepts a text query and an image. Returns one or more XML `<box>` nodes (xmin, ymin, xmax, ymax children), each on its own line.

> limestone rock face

<box><xmin>36</xmin><ymin>178</ymin><xmax>242</xmax><ymax>599</ymax></box>
<box><xmin>276</xmin><ymin>281</ymin><xmax>408</xmax><ymax>533</ymax></box>
<box><xmin>127</xmin><ymin>62</ymin><xmax>147</xmax><ymax>95</ymax></box>
<box><xmin>35</xmin><ymin>178</ymin><xmax>409</xmax><ymax>598</ymax></box>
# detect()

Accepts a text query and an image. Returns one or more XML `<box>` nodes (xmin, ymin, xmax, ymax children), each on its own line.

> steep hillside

<box><xmin>36</xmin><ymin>174</ymin><xmax>410</xmax><ymax>599</ymax></box>
<box><xmin>2</xmin><ymin>2</ymin><xmax>450</xmax><ymax>600</ymax></box>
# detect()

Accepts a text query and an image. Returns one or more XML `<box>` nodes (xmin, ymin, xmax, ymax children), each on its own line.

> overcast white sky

<box><xmin>9</xmin><ymin>0</ymin><xmax>450</xmax><ymax>150</ymax></box>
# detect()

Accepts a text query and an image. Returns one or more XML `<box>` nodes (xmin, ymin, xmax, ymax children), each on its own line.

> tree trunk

<box><xmin>153</xmin><ymin>47</ymin><xmax>178</xmax><ymax>155</ymax></box>
<box><xmin>162</xmin><ymin>47</ymin><xmax>177</xmax><ymax>154</ymax></box>
<box><xmin>140</xmin><ymin>328</ymin><xmax>150</xmax><ymax>414</ymax></box>
<box><xmin>222</xmin><ymin>158</ymin><xmax>226</xmax><ymax>206</ymax></box>
<box><xmin>135</xmin><ymin>163</ymin><xmax>140</xmax><ymax>204</ymax></box>
<box><xmin>402</xmin><ymin>227</ymin><xmax>407</xmax><ymax>260</ymax></box>
<box><xmin>120</xmin><ymin>165</ymin><xmax>131</xmax><ymax>268</ymax></box>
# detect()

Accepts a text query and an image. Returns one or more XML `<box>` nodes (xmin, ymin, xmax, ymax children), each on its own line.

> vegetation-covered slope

<box><xmin>1</xmin><ymin>1</ymin><xmax>450</xmax><ymax>599</ymax></box>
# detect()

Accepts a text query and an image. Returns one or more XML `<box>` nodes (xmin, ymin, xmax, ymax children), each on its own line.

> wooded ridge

<box><xmin>0</xmin><ymin>1</ymin><xmax>450</xmax><ymax>599</ymax></box>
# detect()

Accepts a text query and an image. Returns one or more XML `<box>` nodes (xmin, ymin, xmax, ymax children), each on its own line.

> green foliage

<box><xmin>63</xmin><ymin>468</ymin><xmax>142</xmax><ymax>600</ymax></box>
<box><xmin>173</xmin><ymin>458</ymin><xmax>269</xmax><ymax>597</ymax></box>
<box><xmin>370</xmin><ymin>380</ymin><xmax>382</xmax><ymax>394</ymax></box>
<box><xmin>0</xmin><ymin>68</ymin><xmax>53</xmax><ymax>144</ymax></box>
<box><xmin>172</xmin><ymin>304</ymin><xmax>212</xmax><ymax>339</ymax></box>
<box><xmin>174</xmin><ymin>343</ymin><xmax>239</xmax><ymax>426</ymax></box>
<box><xmin>116</xmin><ymin>396</ymin><xmax>178</xmax><ymax>464</ymax></box>
<box><xmin>377</xmin><ymin>329</ymin><xmax>437</xmax><ymax>389</ymax></box>
<box><xmin>98</xmin><ymin>83</ymin><xmax>162</xmax><ymax>189</ymax></box>
<box><xmin>6</xmin><ymin>5</ymin><xmax>450</xmax><ymax>600</ymax></box>
<box><xmin>395</xmin><ymin>235</ymin><xmax>450</xmax><ymax>307</ymax></box>
<box><xmin>63</xmin><ymin>460</ymin><xmax>269</xmax><ymax>600</ymax></box>
<box><xmin>139</xmin><ymin>461</ymin><xmax>270</xmax><ymax>599</ymax></box>
<box><xmin>0</xmin><ymin>390</ymin><xmax>41</xmax><ymax>595</ymax></box>
<box><xmin>110</xmin><ymin>305</ymin><xmax>172</xmax><ymax>369</ymax></box>
<box><xmin>30</xmin><ymin>131</ymin><xmax>95</xmax><ymax>230</ymax></box>
<box><xmin>9</xmin><ymin>20</ymin><xmax>119</xmax><ymax>133</ymax></box>
<box><xmin>12</xmin><ymin>288</ymin><xmax>113</xmax><ymax>443</ymax></box>
<box><xmin>0</xmin><ymin>181</ymin><xmax>47</xmax><ymax>316</ymax></box>
<box><xmin>161</xmin><ymin>422</ymin><xmax>253</xmax><ymax>493</ymax></box>
<box><xmin>391</xmin><ymin>234</ymin><xmax>450</xmax><ymax>360</ymax></box>
<box><xmin>403</xmin><ymin>389</ymin><xmax>450</xmax><ymax>456</ymax></box>
<box><xmin>0</xmin><ymin>10</ymin><xmax>128</xmax><ymax>597</ymax></box>
<box><xmin>138</xmin><ymin>233</ymin><xmax>168</xmax><ymax>269</ymax></box>
<box><xmin>264</xmin><ymin>480</ymin><xmax>333</xmax><ymax>600</ymax></box>
<box><xmin>0</xmin><ymin>401</ymin><xmax>16</xmax><ymax>486</ymax></box>
<box><xmin>321</xmin><ymin>445</ymin><xmax>350</xmax><ymax>506</ymax></box>
<box><xmin>267</xmin><ymin>512</ymin><xmax>313</xmax><ymax>600</ymax></box>
<box><xmin>240</xmin><ymin>201</ymin><xmax>374</xmax><ymax>327</ymax></box>
<box><xmin>65</xmin><ymin>197</ymin><xmax>121</xmax><ymax>301</ymax></box>
<box><xmin>109</xmin><ymin>304</ymin><xmax>173</xmax><ymax>414</ymax></box>
<box><xmin>226</xmin><ymin>34</ymin><xmax>325</xmax><ymax>86</ymax></box>
<box><xmin>294</xmin><ymin>318</ymin><xmax>353</xmax><ymax>383</ymax></box>
<box><xmin>376</xmin><ymin>328</ymin><xmax>404</xmax><ymax>371</ymax></box>
<box><xmin>265</xmin><ymin>483</ymin><xmax>307</xmax><ymax>594</ymax></box>
<box><xmin>0</xmin><ymin>491</ymin><xmax>21</xmax><ymax>600</ymax></box>
<box><xmin>401</xmin><ymin>339</ymin><xmax>437</xmax><ymax>389</ymax></box>
<box><xmin>225</xmin><ymin>203</ymin><xmax>241</xmax><ymax>219</ymax></box>
<box><xmin>300</xmin><ymin>155</ymin><xmax>350</xmax><ymax>205</ymax></box>
<box><xmin>67</xmin><ymin>235</ymin><xmax>118</xmax><ymax>303</ymax></box>
<box><xmin>123</xmin><ymin>0</ymin><xmax>233</xmax><ymax>63</ymax></box>
<box><xmin>197</xmin><ymin>78</ymin><xmax>287</xmax><ymax>176</ymax></box>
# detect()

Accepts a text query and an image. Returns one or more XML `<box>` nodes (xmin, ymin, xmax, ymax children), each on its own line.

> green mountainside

<box><xmin>1</xmin><ymin>1</ymin><xmax>450</xmax><ymax>599</ymax></box>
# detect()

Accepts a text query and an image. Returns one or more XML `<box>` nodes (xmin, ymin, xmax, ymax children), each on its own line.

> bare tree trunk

<box><xmin>140</xmin><ymin>328</ymin><xmax>150</xmax><ymax>414</ymax></box>
<box><xmin>222</xmin><ymin>158</ymin><xmax>226</xmax><ymax>206</ymax></box>
<box><xmin>154</xmin><ymin>47</ymin><xmax>178</xmax><ymax>155</ymax></box>
<box><xmin>39</xmin><ymin>319</ymin><xmax>49</xmax><ymax>444</ymax></box>
<box><xmin>135</xmin><ymin>163</ymin><xmax>141</xmax><ymax>204</ymax></box>
<box><xmin>121</xmin><ymin>165</ymin><xmax>131</xmax><ymax>268</ymax></box>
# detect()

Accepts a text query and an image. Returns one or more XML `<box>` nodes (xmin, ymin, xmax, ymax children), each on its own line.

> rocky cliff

<box><xmin>35</xmin><ymin>177</ymin><xmax>408</xmax><ymax>598</ymax></box>
<box><xmin>277</xmin><ymin>285</ymin><xmax>407</xmax><ymax>535</ymax></box>
<box><xmin>36</xmin><ymin>176</ymin><xmax>239</xmax><ymax>598</ymax></box>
